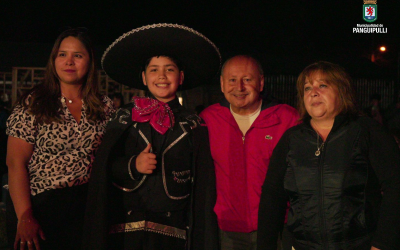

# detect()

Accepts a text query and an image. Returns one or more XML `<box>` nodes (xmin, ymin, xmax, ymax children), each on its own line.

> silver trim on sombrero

<box><xmin>101</xmin><ymin>23</ymin><xmax>221</xmax><ymax>74</ymax></box>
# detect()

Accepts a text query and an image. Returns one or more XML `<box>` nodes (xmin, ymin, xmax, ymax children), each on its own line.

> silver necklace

<box><xmin>61</xmin><ymin>93</ymin><xmax>79</xmax><ymax>104</ymax></box>
<box><xmin>315</xmin><ymin>133</ymin><xmax>325</xmax><ymax>156</ymax></box>
<box><xmin>311</xmin><ymin>120</ymin><xmax>325</xmax><ymax>156</ymax></box>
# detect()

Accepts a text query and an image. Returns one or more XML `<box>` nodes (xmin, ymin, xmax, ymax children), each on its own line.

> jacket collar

<box><xmin>219</xmin><ymin>95</ymin><xmax>279</xmax><ymax>112</ymax></box>
<box><xmin>166</xmin><ymin>96</ymin><xmax>181</xmax><ymax>110</ymax></box>
<box><xmin>218</xmin><ymin>96</ymin><xmax>282</xmax><ymax>129</ymax></box>
<box><xmin>145</xmin><ymin>94</ymin><xmax>181</xmax><ymax>110</ymax></box>
<box><xmin>303</xmin><ymin>114</ymin><xmax>351</xmax><ymax>133</ymax></box>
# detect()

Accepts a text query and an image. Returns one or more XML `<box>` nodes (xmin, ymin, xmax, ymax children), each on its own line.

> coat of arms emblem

<box><xmin>363</xmin><ymin>0</ymin><xmax>377</xmax><ymax>22</ymax></box>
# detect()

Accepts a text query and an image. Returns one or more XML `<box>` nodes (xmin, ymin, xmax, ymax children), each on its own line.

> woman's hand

<box><xmin>6</xmin><ymin>137</ymin><xmax>42</xmax><ymax>250</ymax></box>
<box><xmin>14</xmin><ymin>210</ymin><xmax>45</xmax><ymax>250</ymax></box>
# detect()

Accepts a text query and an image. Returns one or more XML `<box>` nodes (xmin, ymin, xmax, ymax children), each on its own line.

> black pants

<box><xmin>7</xmin><ymin>184</ymin><xmax>88</xmax><ymax>250</ymax></box>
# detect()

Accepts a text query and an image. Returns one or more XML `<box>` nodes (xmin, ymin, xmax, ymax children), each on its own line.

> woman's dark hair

<box><xmin>296</xmin><ymin>61</ymin><xmax>359</xmax><ymax>121</ymax></box>
<box><xmin>19</xmin><ymin>28</ymin><xmax>105</xmax><ymax>123</ymax></box>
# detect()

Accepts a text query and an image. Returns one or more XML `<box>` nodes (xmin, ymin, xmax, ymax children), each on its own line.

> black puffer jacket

<box><xmin>258</xmin><ymin>115</ymin><xmax>400</xmax><ymax>250</ymax></box>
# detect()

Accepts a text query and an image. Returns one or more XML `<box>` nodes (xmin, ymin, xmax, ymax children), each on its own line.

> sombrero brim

<box><xmin>102</xmin><ymin>23</ymin><xmax>221</xmax><ymax>90</ymax></box>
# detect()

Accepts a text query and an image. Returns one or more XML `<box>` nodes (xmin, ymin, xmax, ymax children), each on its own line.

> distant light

<box><xmin>379</xmin><ymin>46</ymin><xmax>386</xmax><ymax>52</ymax></box>
<box><xmin>178</xmin><ymin>97</ymin><xmax>183</xmax><ymax>105</ymax></box>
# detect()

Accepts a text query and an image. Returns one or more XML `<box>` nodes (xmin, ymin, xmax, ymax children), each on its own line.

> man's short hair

<box><xmin>220</xmin><ymin>55</ymin><xmax>264</xmax><ymax>76</ymax></box>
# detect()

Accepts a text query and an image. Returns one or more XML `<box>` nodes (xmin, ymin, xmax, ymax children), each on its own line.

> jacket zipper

<box><xmin>316</xmin><ymin>129</ymin><xmax>328</xmax><ymax>249</ymax></box>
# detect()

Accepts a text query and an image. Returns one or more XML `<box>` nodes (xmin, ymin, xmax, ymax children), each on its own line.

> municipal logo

<box><xmin>363</xmin><ymin>0</ymin><xmax>377</xmax><ymax>22</ymax></box>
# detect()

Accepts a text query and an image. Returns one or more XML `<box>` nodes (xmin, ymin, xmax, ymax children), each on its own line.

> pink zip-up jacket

<box><xmin>200</xmin><ymin>99</ymin><xmax>299</xmax><ymax>232</ymax></box>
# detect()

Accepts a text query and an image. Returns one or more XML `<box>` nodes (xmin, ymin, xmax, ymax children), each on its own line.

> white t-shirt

<box><xmin>230</xmin><ymin>101</ymin><xmax>262</xmax><ymax>136</ymax></box>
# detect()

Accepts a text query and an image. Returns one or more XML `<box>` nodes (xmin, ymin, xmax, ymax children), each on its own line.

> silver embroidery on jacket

<box><xmin>172</xmin><ymin>170</ymin><xmax>191</xmax><ymax>183</ymax></box>
<box><xmin>109</xmin><ymin>220</ymin><xmax>187</xmax><ymax>240</ymax></box>
<box><xmin>161</xmin><ymin>122</ymin><xmax>190</xmax><ymax>200</ymax></box>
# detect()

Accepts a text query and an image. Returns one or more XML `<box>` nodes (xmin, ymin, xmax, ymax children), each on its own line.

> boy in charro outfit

<box><xmin>82</xmin><ymin>24</ymin><xmax>221</xmax><ymax>250</ymax></box>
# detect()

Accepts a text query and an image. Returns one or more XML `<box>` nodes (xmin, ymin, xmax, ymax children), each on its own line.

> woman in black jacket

<box><xmin>257</xmin><ymin>61</ymin><xmax>400</xmax><ymax>250</ymax></box>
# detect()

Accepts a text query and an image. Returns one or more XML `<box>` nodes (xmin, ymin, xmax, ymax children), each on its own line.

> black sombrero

<box><xmin>102</xmin><ymin>23</ymin><xmax>221</xmax><ymax>90</ymax></box>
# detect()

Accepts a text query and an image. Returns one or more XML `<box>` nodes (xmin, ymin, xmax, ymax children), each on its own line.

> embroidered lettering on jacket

<box><xmin>172</xmin><ymin>170</ymin><xmax>191</xmax><ymax>183</ymax></box>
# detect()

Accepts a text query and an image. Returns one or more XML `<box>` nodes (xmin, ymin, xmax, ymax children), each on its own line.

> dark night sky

<box><xmin>1</xmin><ymin>0</ymin><xmax>399</xmax><ymax>77</ymax></box>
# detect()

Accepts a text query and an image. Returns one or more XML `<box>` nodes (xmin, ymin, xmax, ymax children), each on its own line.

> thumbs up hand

<box><xmin>135</xmin><ymin>144</ymin><xmax>157</xmax><ymax>174</ymax></box>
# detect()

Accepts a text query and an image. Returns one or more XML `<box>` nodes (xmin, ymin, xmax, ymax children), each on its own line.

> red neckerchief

<box><xmin>131</xmin><ymin>97</ymin><xmax>175</xmax><ymax>135</ymax></box>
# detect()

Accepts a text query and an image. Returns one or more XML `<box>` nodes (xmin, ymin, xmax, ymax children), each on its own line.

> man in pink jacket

<box><xmin>200</xmin><ymin>55</ymin><xmax>299</xmax><ymax>250</ymax></box>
